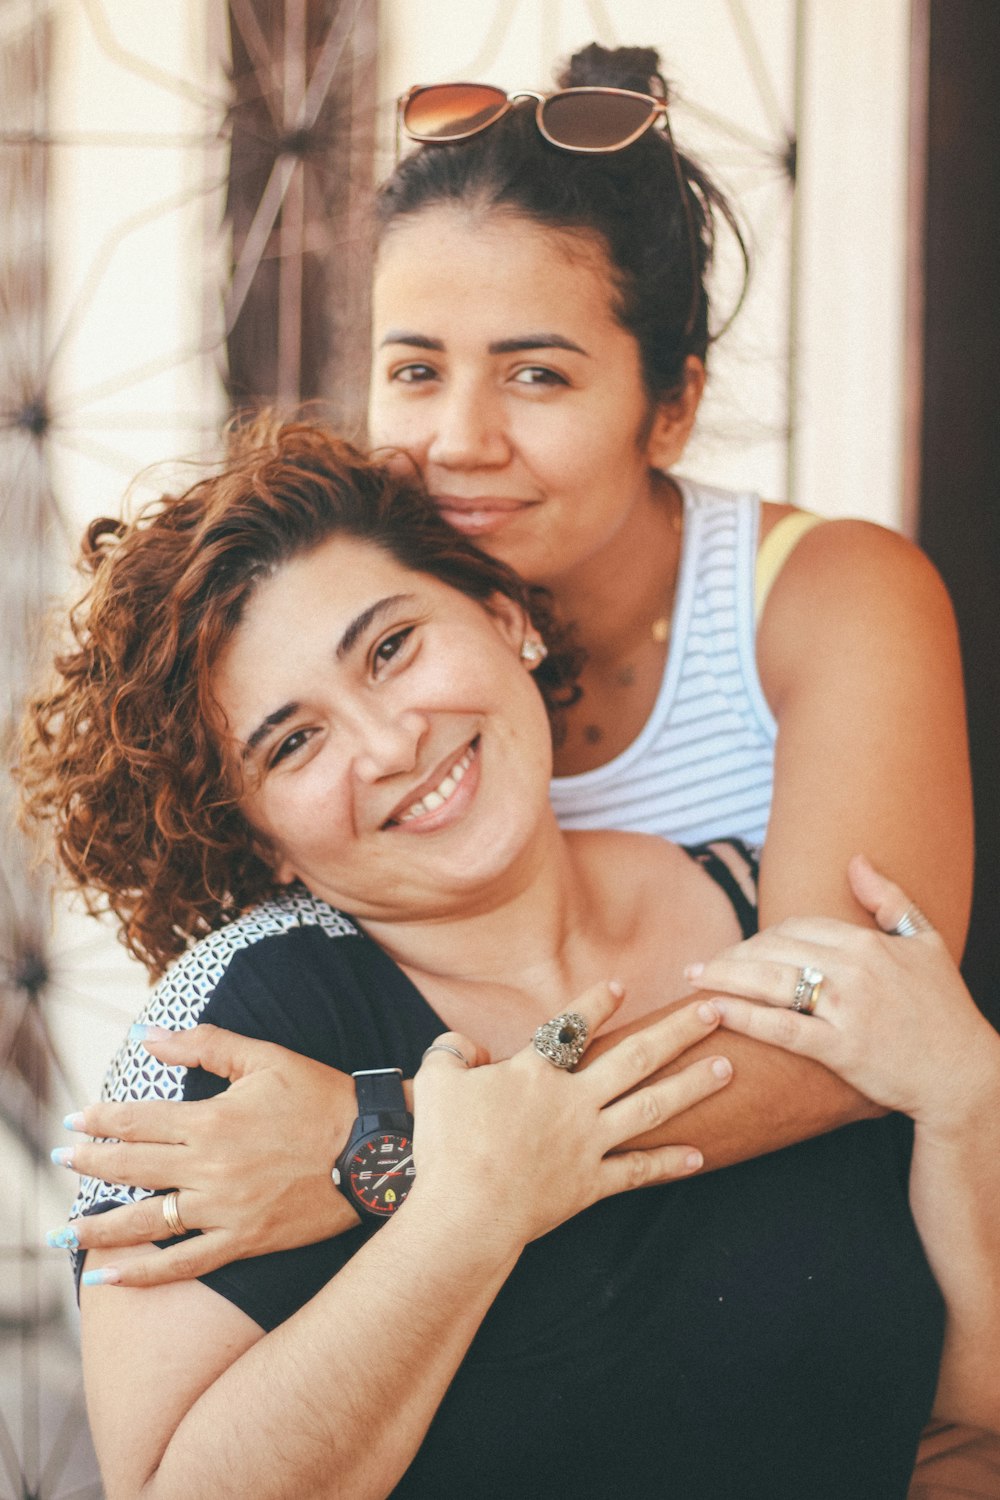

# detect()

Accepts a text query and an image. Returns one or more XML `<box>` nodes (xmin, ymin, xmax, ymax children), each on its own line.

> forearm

<box><xmin>141</xmin><ymin>1200</ymin><xmax>515</xmax><ymax>1500</ymax></box>
<box><xmin>587</xmin><ymin>999</ymin><xmax>879</xmax><ymax>1169</ymax></box>
<box><xmin>912</xmin><ymin>1052</ymin><xmax>1000</xmax><ymax>1432</ymax></box>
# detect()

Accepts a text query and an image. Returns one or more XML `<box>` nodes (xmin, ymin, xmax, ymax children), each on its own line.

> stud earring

<box><xmin>519</xmin><ymin>638</ymin><xmax>548</xmax><ymax>665</ymax></box>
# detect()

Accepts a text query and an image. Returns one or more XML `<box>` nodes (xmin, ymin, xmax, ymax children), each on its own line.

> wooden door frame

<box><xmin>907</xmin><ymin>0</ymin><xmax>1000</xmax><ymax>1018</ymax></box>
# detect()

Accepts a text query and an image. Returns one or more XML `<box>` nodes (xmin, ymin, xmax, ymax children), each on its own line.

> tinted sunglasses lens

<box><xmin>541</xmin><ymin>90</ymin><xmax>657</xmax><ymax>149</ymax></box>
<box><xmin>403</xmin><ymin>84</ymin><xmax>509</xmax><ymax>141</ymax></box>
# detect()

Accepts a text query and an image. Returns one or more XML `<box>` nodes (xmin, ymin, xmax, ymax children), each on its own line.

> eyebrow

<box><xmin>241</xmin><ymin>593</ymin><xmax>415</xmax><ymax>760</ymax></box>
<box><xmin>378</xmin><ymin>330</ymin><xmax>588</xmax><ymax>357</ymax></box>
<box><xmin>336</xmin><ymin>594</ymin><xmax>413</xmax><ymax>659</ymax></box>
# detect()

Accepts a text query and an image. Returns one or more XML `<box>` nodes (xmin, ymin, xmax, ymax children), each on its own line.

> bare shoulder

<box><xmin>569</xmin><ymin>827</ymin><xmax>697</xmax><ymax>883</ymax></box>
<box><xmin>570</xmin><ymin>830</ymin><xmax>743</xmax><ymax>951</ymax></box>
<box><xmin>762</xmin><ymin>508</ymin><xmax>951</xmax><ymax>602</ymax></box>
<box><xmin>757</xmin><ymin>515</ymin><xmax>959</xmax><ymax>710</ymax></box>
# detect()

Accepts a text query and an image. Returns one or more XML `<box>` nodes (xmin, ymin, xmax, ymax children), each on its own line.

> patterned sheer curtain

<box><xmin>0</xmin><ymin>5</ymin><xmax>378</xmax><ymax>1494</ymax></box>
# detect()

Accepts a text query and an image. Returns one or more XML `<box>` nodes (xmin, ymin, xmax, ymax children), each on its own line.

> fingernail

<box><xmin>50</xmin><ymin>1147</ymin><xmax>74</xmax><ymax>1168</ymax></box>
<box><xmin>46</xmin><ymin>1225</ymin><xmax>80</xmax><ymax>1251</ymax></box>
<box><xmin>129</xmin><ymin>1023</ymin><xmax>171</xmax><ymax>1043</ymax></box>
<box><xmin>608</xmin><ymin>980</ymin><xmax>625</xmax><ymax>998</ymax></box>
<box><xmin>684</xmin><ymin>1151</ymin><xmax>703</xmax><ymax>1172</ymax></box>
<box><xmin>63</xmin><ymin>1111</ymin><xmax>85</xmax><ymax>1132</ymax></box>
<box><xmin>711</xmin><ymin>1057</ymin><xmax>733</xmax><ymax>1080</ymax></box>
<box><xmin>697</xmin><ymin>1001</ymin><xmax>718</xmax><ymax>1023</ymax></box>
<box><xmin>81</xmin><ymin>1267</ymin><xmax>121</xmax><ymax>1287</ymax></box>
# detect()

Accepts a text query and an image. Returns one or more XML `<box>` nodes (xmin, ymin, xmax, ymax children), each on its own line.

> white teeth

<box><xmin>396</xmin><ymin>745</ymin><xmax>474</xmax><ymax>823</ymax></box>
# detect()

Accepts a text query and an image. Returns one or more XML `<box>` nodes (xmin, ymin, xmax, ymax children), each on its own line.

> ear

<box><xmin>484</xmin><ymin>591</ymin><xmax>531</xmax><ymax>654</ymax></box>
<box><xmin>644</xmin><ymin>356</ymin><xmax>706</xmax><ymax>472</ymax></box>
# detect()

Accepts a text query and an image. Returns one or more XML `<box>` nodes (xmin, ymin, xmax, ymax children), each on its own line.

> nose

<box><xmin>351</xmin><ymin>704</ymin><xmax>429</xmax><ymax>785</ymax></box>
<box><xmin>426</xmin><ymin>382</ymin><xmax>511</xmax><ymax>470</ymax></box>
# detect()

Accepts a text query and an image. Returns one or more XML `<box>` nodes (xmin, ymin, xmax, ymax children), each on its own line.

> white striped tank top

<box><xmin>549</xmin><ymin>477</ymin><xmax>777</xmax><ymax>848</ymax></box>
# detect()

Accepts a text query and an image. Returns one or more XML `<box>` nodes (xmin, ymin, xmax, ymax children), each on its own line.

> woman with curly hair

<box><xmin>22</xmin><ymin>422</ymin><xmax>581</xmax><ymax>974</ymax></box>
<box><xmin>22</xmin><ymin>417</ymin><xmax>1000</xmax><ymax>1499</ymax></box>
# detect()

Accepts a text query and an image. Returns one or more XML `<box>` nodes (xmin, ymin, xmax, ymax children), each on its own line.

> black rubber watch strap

<box><xmin>353</xmin><ymin>1068</ymin><xmax>407</xmax><ymax>1117</ymax></box>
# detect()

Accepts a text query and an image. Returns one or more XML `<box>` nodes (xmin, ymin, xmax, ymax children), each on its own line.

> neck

<box><xmin>360</xmin><ymin>821</ymin><xmax>599</xmax><ymax>1010</ymax></box>
<box><xmin>545</xmin><ymin>473</ymin><xmax>683</xmax><ymax>664</ymax></box>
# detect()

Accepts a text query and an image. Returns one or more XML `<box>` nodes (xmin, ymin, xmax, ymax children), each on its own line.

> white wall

<box><xmin>43</xmin><ymin>0</ymin><xmax>230</xmax><ymax>1124</ymax></box>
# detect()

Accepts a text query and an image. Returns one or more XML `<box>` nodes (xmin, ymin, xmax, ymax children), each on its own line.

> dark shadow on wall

<box><xmin>910</xmin><ymin>0</ymin><xmax>1000</xmax><ymax>1026</ymax></box>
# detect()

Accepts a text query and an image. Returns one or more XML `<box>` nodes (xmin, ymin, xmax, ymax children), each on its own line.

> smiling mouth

<box><xmin>433</xmin><ymin>496</ymin><xmax>534</xmax><ymax>536</ymax></box>
<box><xmin>385</xmin><ymin>739</ymin><xmax>479</xmax><ymax>827</ymax></box>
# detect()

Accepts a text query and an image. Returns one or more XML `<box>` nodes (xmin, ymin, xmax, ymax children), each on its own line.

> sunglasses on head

<box><xmin>396</xmin><ymin>81</ymin><xmax>702</xmax><ymax>340</ymax></box>
<box><xmin>398</xmin><ymin>81</ymin><xmax>675</xmax><ymax>154</ymax></box>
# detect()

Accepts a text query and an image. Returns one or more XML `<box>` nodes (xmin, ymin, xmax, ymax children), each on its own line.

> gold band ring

<box><xmin>161</xmin><ymin>1190</ymin><xmax>188</xmax><ymax>1237</ymax></box>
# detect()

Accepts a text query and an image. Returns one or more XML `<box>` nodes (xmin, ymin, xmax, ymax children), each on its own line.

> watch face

<box><xmin>343</xmin><ymin>1131</ymin><xmax>415</xmax><ymax>1217</ymax></box>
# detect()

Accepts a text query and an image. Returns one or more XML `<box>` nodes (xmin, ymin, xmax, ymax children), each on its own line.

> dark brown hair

<box><xmin>18</xmin><ymin>417</ymin><xmax>580</xmax><ymax>976</ymax></box>
<box><xmin>378</xmin><ymin>43</ymin><xmax>748</xmax><ymax>402</ymax></box>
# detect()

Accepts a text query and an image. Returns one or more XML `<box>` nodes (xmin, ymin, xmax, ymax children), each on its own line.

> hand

<box><xmin>50</xmin><ymin>1026</ymin><xmax>363</xmax><ymax>1285</ymax></box>
<box><xmin>408</xmin><ymin>982</ymin><xmax>734</xmax><ymax>1254</ymax></box>
<box><xmin>685</xmin><ymin>856</ymin><xmax>998</xmax><ymax>1134</ymax></box>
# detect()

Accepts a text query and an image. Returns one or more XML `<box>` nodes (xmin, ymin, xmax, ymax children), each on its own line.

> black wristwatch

<box><xmin>332</xmin><ymin>1068</ymin><xmax>415</xmax><ymax>1221</ymax></box>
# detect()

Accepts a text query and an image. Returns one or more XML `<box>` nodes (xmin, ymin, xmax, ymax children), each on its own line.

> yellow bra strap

<box><xmin>754</xmin><ymin>510</ymin><xmax>825</xmax><ymax>623</ymax></box>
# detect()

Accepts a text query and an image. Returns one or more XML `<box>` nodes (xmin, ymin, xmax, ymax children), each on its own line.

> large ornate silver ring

<box><xmin>890</xmin><ymin>903</ymin><xmax>932</xmax><ymax>938</ymax></box>
<box><xmin>161</xmin><ymin>1190</ymin><xmax>188</xmax><ymax>1237</ymax></box>
<box><xmin>790</xmin><ymin>965</ymin><xmax>824</xmax><ymax>1015</ymax></box>
<box><xmin>532</xmin><ymin>1012</ymin><xmax>589</xmax><ymax>1069</ymax></box>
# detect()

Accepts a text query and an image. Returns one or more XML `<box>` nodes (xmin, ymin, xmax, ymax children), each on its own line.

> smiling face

<box><xmin>368</xmin><ymin>206</ymin><xmax>697</xmax><ymax>589</ymax></box>
<box><xmin>212</xmin><ymin>533</ymin><xmax>555</xmax><ymax>921</ymax></box>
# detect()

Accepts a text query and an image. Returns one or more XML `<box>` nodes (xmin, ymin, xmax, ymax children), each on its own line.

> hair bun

<box><xmin>557</xmin><ymin>43</ymin><xmax>669</xmax><ymax>100</ymax></box>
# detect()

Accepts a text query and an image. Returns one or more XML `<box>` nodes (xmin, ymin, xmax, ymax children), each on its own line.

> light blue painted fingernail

<box><xmin>81</xmin><ymin>1267</ymin><xmax>121</xmax><ymax>1287</ymax></box>
<box><xmin>129</xmin><ymin>1023</ymin><xmax>171</xmax><ymax>1043</ymax></box>
<box><xmin>46</xmin><ymin>1226</ymin><xmax>80</xmax><ymax>1251</ymax></box>
<box><xmin>50</xmin><ymin>1147</ymin><xmax>74</xmax><ymax>1168</ymax></box>
<box><xmin>63</xmin><ymin>1111</ymin><xmax>86</xmax><ymax>1132</ymax></box>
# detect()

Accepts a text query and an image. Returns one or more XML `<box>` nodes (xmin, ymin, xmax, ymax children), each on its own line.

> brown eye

<box><xmin>392</xmin><ymin>363</ymin><xmax>438</xmax><ymax>384</ymax></box>
<box><xmin>270</xmin><ymin>729</ymin><xmax>311</xmax><ymax>768</ymax></box>
<box><xmin>512</xmin><ymin>366</ymin><xmax>568</xmax><ymax>387</ymax></box>
<box><xmin>373</xmin><ymin>627</ymin><xmax>415</xmax><ymax>672</ymax></box>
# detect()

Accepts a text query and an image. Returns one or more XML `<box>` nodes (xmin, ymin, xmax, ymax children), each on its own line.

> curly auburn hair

<box><xmin>17</xmin><ymin>417</ymin><xmax>582</xmax><ymax>977</ymax></box>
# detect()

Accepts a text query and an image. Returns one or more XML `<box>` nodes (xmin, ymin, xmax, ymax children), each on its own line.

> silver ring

<box><xmin>532</xmin><ymin>1011</ymin><xmax>589</xmax><ymax>1069</ymax></box>
<box><xmin>890</xmin><ymin>903</ymin><xmax>932</xmax><ymax>938</ymax></box>
<box><xmin>421</xmin><ymin>1041</ymin><xmax>470</xmax><ymax>1066</ymax></box>
<box><xmin>161</xmin><ymin>1190</ymin><xmax>188</xmax><ymax>1237</ymax></box>
<box><xmin>790</xmin><ymin>965</ymin><xmax>824</xmax><ymax>1015</ymax></box>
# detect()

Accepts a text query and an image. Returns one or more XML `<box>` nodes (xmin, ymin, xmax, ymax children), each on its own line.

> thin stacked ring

<box><xmin>790</xmin><ymin>966</ymin><xmax>824</xmax><ymax>1015</ymax></box>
